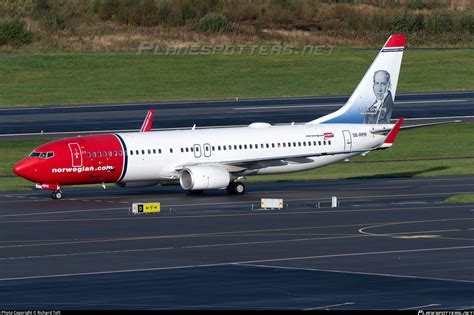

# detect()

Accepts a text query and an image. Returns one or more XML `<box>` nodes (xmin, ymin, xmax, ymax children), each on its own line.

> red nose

<box><xmin>13</xmin><ymin>159</ymin><xmax>36</xmax><ymax>181</ymax></box>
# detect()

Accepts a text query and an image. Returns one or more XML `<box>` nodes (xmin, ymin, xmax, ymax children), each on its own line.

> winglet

<box><xmin>384</xmin><ymin>34</ymin><xmax>406</xmax><ymax>48</ymax></box>
<box><xmin>379</xmin><ymin>117</ymin><xmax>404</xmax><ymax>148</ymax></box>
<box><xmin>140</xmin><ymin>109</ymin><xmax>154</xmax><ymax>132</ymax></box>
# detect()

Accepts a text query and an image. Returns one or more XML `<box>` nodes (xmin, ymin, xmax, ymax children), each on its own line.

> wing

<box><xmin>174</xmin><ymin>148</ymin><xmax>371</xmax><ymax>173</ymax></box>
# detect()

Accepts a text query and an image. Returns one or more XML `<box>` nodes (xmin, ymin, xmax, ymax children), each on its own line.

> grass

<box><xmin>0</xmin><ymin>49</ymin><xmax>473</xmax><ymax>107</ymax></box>
<box><xmin>1</xmin><ymin>123</ymin><xmax>473</xmax><ymax>191</ymax></box>
<box><xmin>444</xmin><ymin>194</ymin><xmax>474</xmax><ymax>203</ymax></box>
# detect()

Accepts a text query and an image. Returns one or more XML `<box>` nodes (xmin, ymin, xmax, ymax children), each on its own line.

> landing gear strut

<box><xmin>51</xmin><ymin>190</ymin><xmax>62</xmax><ymax>200</ymax></box>
<box><xmin>226</xmin><ymin>182</ymin><xmax>245</xmax><ymax>195</ymax></box>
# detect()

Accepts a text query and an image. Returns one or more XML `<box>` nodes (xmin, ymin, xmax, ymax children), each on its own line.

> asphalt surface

<box><xmin>0</xmin><ymin>91</ymin><xmax>473</xmax><ymax>138</ymax></box>
<box><xmin>0</xmin><ymin>176</ymin><xmax>473</xmax><ymax>309</ymax></box>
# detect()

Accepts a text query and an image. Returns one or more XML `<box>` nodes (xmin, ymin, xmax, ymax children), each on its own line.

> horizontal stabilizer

<box><xmin>378</xmin><ymin>117</ymin><xmax>404</xmax><ymax>149</ymax></box>
<box><xmin>400</xmin><ymin>120</ymin><xmax>461</xmax><ymax>130</ymax></box>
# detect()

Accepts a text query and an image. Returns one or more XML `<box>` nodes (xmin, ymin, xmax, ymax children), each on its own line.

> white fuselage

<box><xmin>117</xmin><ymin>123</ymin><xmax>387</xmax><ymax>183</ymax></box>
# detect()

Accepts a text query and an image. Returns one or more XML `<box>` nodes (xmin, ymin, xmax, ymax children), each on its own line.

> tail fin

<box><xmin>140</xmin><ymin>109</ymin><xmax>154</xmax><ymax>132</ymax></box>
<box><xmin>308</xmin><ymin>34</ymin><xmax>406</xmax><ymax>125</ymax></box>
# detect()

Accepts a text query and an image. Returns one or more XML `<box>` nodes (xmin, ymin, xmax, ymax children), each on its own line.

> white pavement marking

<box><xmin>0</xmin><ymin>246</ymin><xmax>174</xmax><ymax>261</ymax></box>
<box><xmin>1</xmin><ymin>115</ymin><xmax>473</xmax><ymax>138</ymax></box>
<box><xmin>0</xmin><ymin>207</ymin><xmax>123</xmax><ymax>218</ymax></box>
<box><xmin>304</xmin><ymin>302</ymin><xmax>355</xmax><ymax>310</ymax></box>
<box><xmin>233</xmin><ymin>99</ymin><xmax>468</xmax><ymax>110</ymax></box>
<box><xmin>400</xmin><ymin>304</ymin><xmax>440</xmax><ymax>310</ymax></box>
<box><xmin>0</xmin><ymin>124</ymin><xmax>249</xmax><ymax>137</ymax></box>
<box><xmin>233</xmin><ymin>263</ymin><xmax>474</xmax><ymax>284</ymax></box>
<box><xmin>0</xmin><ymin>203</ymin><xmax>471</xmax><ymax>224</ymax></box>
<box><xmin>1</xmin><ymin>245</ymin><xmax>473</xmax><ymax>282</ymax></box>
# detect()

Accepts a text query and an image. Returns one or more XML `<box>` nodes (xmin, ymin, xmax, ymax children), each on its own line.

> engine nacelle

<box><xmin>179</xmin><ymin>166</ymin><xmax>230</xmax><ymax>190</ymax></box>
<box><xmin>117</xmin><ymin>181</ymin><xmax>159</xmax><ymax>188</ymax></box>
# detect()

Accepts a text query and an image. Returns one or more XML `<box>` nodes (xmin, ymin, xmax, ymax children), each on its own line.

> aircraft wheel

<box><xmin>51</xmin><ymin>190</ymin><xmax>62</xmax><ymax>200</ymax></box>
<box><xmin>226</xmin><ymin>184</ymin><xmax>235</xmax><ymax>195</ymax></box>
<box><xmin>232</xmin><ymin>182</ymin><xmax>245</xmax><ymax>195</ymax></box>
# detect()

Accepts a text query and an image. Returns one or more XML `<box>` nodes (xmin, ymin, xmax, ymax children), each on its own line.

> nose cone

<box><xmin>13</xmin><ymin>160</ymin><xmax>26</xmax><ymax>177</ymax></box>
<box><xmin>13</xmin><ymin>159</ymin><xmax>36</xmax><ymax>182</ymax></box>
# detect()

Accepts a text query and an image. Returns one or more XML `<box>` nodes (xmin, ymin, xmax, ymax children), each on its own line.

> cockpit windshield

<box><xmin>29</xmin><ymin>151</ymin><xmax>54</xmax><ymax>159</ymax></box>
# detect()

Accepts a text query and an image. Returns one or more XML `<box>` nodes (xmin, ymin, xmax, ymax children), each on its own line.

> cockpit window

<box><xmin>29</xmin><ymin>151</ymin><xmax>54</xmax><ymax>159</ymax></box>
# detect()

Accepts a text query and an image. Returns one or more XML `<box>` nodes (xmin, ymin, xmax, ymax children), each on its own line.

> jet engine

<box><xmin>179</xmin><ymin>166</ymin><xmax>230</xmax><ymax>190</ymax></box>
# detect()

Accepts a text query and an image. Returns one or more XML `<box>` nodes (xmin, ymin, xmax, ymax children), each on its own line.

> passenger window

<box><xmin>228</xmin><ymin>145</ymin><xmax>232</xmax><ymax>150</ymax></box>
<box><xmin>283</xmin><ymin>143</ymin><xmax>286</xmax><ymax>147</ymax></box>
<box><xmin>328</xmin><ymin>140</ymin><xmax>331</xmax><ymax>145</ymax></box>
<box><xmin>234</xmin><ymin>145</ymin><xmax>238</xmax><ymax>150</ymax></box>
<box><xmin>119</xmin><ymin>151</ymin><xmax>123</xmax><ymax>156</ymax></box>
<box><xmin>223</xmin><ymin>146</ymin><xmax>227</xmax><ymax>150</ymax></box>
<box><xmin>212</xmin><ymin>146</ymin><xmax>215</xmax><ymax>151</ymax></box>
<box><xmin>244</xmin><ymin>145</ymin><xmax>247</xmax><ymax>149</ymax></box>
<box><xmin>136</xmin><ymin>150</ymin><xmax>139</xmax><ymax>155</ymax></box>
<box><xmin>92</xmin><ymin>152</ymin><xmax>96</xmax><ymax>157</ymax></box>
<box><xmin>218</xmin><ymin>146</ymin><xmax>221</xmax><ymax>150</ymax></box>
<box><xmin>153</xmin><ymin>149</ymin><xmax>156</xmax><ymax>154</ymax></box>
<box><xmin>298</xmin><ymin>142</ymin><xmax>301</xmax><ymax>146</ymax></box>
<box><xmin>159</xmin><ymin>149</ymin><xmax>162</xmax><ymax>154</ymax></box>
<box><xmin>249</xmin><ymin>144</ymin><xmax>253</xmax><ymax>149</ymax></box>
<box><xmin>170</xmin><ymin>148</ymin><xmax>173</xmax><ymax>153</ymax></box>
<box><xmin>260</xmin><ymin>144</ymin><xmax>264</xmax><ymax>148</ymax></box>
<box><xmin>239</xmin><ymin>145</ymin><xmax>242</xmax><ymax>149</ymax></box>
<box><xmin>180</xmin><ymin>148</ymin><xmax>184</xmax><ymax>153</ymax></box>
<box><xmin>148</xmin><ymin>149</ymin><xmax>151</xmax><ymax>154</ymax></box>
<box><xmin>272</xmin><ymin>143</ymin><xmax>275</xmax><ymax>148</ymax></box>
<box><xmin>318</xmin><ymin>141</ymin><xmax>322</xmax><ymax>146</ymax></box>
<box><xmin>98</xmin><ymin>152</ymin><xmax>102</xmax><ymax>157</ymax></box>
<box><xmin>293</xmin><ymin>142</ymin><xmax>296</xmax><ymax>147</ymax></box>
<box><xmin>87</xmin><ymin>152</ymin><xmax>91</xmax><ymax>157</ymax></box>
<box><xmin>141</xmin><ymin>150</ymin><xmax>145</xmax><ymax>155</ymax></box>
<box><xmin>323</xmin><ymin>141</ymin><xmax>326</xmax><ymax>145</ymax></box>
<box><xmin>313</xmin><ymin>141</ymin><xmax>317</xmax><ymax>146</ymax></box>
<box><xmin>288</xmin><ymin>142</ymin><xmax>291</xmax><ymax>147</ymax></box>
<box><xmin>277</xmin><ymin>143</ymin><xmax>281</xmax><ymax>148</ymax></box>
<box><xmin>266</xmin><ymin>144</ymin><xmax>269</xmax><ymax>148</ymax></box>
<box><xmin>303</xmin><ymin>142</ymin><xmax>306</xmax><ymax>146</ymax></box>
<box><xmin>186</xmin><ymin>148</ymin><xmax>189</xmax><ymax>152</ymax></box>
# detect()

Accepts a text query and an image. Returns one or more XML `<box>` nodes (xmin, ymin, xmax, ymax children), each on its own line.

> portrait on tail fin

<box><xmin>363</xmin><ymin>70</ymin><xmax>394</xmax><ymax>124</ymax></box>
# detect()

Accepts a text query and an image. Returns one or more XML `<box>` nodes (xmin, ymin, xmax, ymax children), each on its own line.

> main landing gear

<box><xmin>226</xmin><ymin>182</ymin><xmax>245</xmax><ymax>195</ymax></box>
<box><xmin>51</xmin><ymin>190</ymin><xmax>62</xmax><ymax>200</ymax></box>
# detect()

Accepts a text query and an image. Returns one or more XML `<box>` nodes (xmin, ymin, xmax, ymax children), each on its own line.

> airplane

<box><xmin>14</xmin><ymin>34</ymin><xmax>409</xmax><ymax>200</ymax></box>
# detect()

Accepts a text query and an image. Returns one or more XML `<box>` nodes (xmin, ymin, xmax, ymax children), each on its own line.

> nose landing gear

<box><xmin>51</xmin><ymin>190</ymin><xmax>62</xmax><ymax>200</ymax></box>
